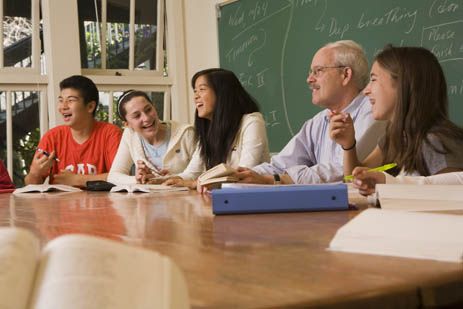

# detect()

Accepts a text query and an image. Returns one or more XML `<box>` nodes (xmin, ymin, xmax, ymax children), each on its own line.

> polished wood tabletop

<box><xmin>1</xmin><ymin>191</ymin><xmax>462</xmax><ymax>308</ymax></box>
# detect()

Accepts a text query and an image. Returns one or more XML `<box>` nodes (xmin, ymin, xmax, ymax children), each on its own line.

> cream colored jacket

<box><xmin>178</xmin><ymin>112</ymin><xmax>270</xmax><ymax>180</ymax></box>
<box><xmin>108</xmin><ymin>121</ymin><xmax>197</xmax><ymax>184</ymax></box>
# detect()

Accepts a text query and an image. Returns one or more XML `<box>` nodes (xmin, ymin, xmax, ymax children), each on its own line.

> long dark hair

<box><xmin>377</xmin><ymin>45</ymin><xmax>463</xmax><ymax>175</ymax></box>
<box><xmin>192</xmin><ymin>68</ymin><xmax>260</xmax><ymax>169</ymax></box>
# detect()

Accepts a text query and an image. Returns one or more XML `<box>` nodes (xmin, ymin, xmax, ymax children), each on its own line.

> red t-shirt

<box><xmin>37</xmin><ymin>122</ymin><xmax>122</xmax><ymax>180</ymax></box>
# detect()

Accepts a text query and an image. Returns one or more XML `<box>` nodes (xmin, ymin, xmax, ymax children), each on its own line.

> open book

<box><xmin>329</xmin><ymin>208</ymin><xmax>463</xmax><ymax>262</ymax></box>
<box><xmin>198</xmin><ymin>163</ymin><xmax>238</xmax><ymax>187</ymax></box>
<box><xmin>0</xmin><ymin>227</ymin><xmax>189</xmax><ymax>309</ymax></box>
<box><xmin>376</xmin><ymin>184</ymin><xmax>463</xmax><ymax>211</ymax></box>
<box><xmin>13</xmin><ymin>184</ymin><xmax>82</xmax><ymax>194</ymax></box>
<box><xmin>110</xmin><ymin>184</ymin><xmax>189</xmax><ymax>193</ymax></box>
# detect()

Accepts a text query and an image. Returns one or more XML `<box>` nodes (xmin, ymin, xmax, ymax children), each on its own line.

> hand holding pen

<box><xmin>135</xmin><ymin>160</ymin><xmax>168</xmax><ymax>184</ymax></box>
<box><xmin>27</xmin><ymin>149</ymin><xmax>58</xmax><ymax>182</ymax></box>
<box><xmin>37</xmin><ymin>148</ymin><xmax>60</xmax><ymax>162</ymax></box>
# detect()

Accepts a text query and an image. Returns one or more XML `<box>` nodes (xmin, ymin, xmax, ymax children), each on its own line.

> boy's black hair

<box><xmin>59</xmin><ymin>75</ymin><xmax>99</xmax><ymax>116</ymax></box>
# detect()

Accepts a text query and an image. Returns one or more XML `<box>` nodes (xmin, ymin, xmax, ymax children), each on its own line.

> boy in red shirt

<box><xmin>25</xmin><ymin>75</ymin><xmax>122</xmax><ymax>187</ymax></box>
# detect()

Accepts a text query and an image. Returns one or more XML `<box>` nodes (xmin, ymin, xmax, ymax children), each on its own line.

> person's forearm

<box><xmin>343</xmin><ymin>145</ymin><xmax>360</xmax><ymax>176</ymax></box>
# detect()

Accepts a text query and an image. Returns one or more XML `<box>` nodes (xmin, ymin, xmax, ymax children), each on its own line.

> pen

<box><xmin>344</xmin><ymin>163</ymin><xmax>397</xmax><ymax>182</ymax></box>
<box><xmin>37</xmin><ymin>148</ymin><xmax>60</xmax><ymax>162</ymax></box>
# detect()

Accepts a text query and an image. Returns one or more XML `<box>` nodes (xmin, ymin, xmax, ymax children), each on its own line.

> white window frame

<box><xmin>0</xmin><ymin>0</ymin><xmax>47</xmax><ymax>178</ymax></box>
<box><xmin>0</xmin><ymin>0</ymin><xmax>191</xmax><ymax>181</ymax></box>
<box><xmin>82</xmin><ymin>0</ymin><xmax>166</xmax><ymax>76</ymax></box>
<box><xmin>0</xmin><ymin>0</ymin><xmax>41</xmax><ymax>74</ymax></box>
<box><xmin>0</xmin><ymin>84</ymin><xmax>48</xmax><ymax>178</ymax></box>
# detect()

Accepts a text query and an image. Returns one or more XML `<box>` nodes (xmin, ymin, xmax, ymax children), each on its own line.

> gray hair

<box><xmin>324</xmin><ymin>40</ymin><xmax>369</xmax><ymax>90</ymax></box>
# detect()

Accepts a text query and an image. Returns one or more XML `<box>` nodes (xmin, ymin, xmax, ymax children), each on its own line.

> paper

<box><xmin>110</xmin><ymin>184</ymin><xmax>189</xmax><ymax>193</ymax></box>
<box><xmin>329</xmin><ymin>208</ymin><xmax>463</xmax><ymax>262</ymax></box>
<box><xmin>376</xmin><ymin>184</ymin><xmax>463</xmax><ymax>211</ymax></box>
<box><xmin>13</xmin><ymin>184</ymin><xmax>82</xmax><ymax>194</ymax></box>
<box><xmin>198</xmin><ymin>163</ymin><xmax>237</xmax><ymax>186</ymax></box>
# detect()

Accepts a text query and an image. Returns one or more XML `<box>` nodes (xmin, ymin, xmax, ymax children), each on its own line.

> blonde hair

<box><xmin>324</xmin><ymin>40</ymin><xmax>369</xmax><ymax>90</ymax></box>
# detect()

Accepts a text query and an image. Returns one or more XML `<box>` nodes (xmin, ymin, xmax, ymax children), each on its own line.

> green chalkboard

<box><xmin>218</xmin><ymin>0</ymin><xmax>463</xmax><ymax>152</ymax></box>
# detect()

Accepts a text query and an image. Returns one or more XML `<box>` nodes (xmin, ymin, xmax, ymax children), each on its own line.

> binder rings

<box><xmin>211</xmin><ymin>184</ymin><xmax>348</xmax><ymax>215</ymax></box>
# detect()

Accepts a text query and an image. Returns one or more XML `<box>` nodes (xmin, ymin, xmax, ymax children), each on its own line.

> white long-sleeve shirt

<box><xmin>253</xmin><ymin>94</ymin><xmax>384</xmax><ymax>184</ymax></box>
<box><xmin>384</xmin><ymin>172</ymin><xmax>463</xmax><ymax>185</ymax></box>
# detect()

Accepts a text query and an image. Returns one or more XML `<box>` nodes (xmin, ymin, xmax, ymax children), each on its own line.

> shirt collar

<box><xmin>323</xmin><ymin>93</ymin><xmax>367</xmax><ymax>121</ymax></box>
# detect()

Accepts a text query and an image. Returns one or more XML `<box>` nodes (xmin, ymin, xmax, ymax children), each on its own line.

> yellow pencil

<box><xmin>344</xmin><ymin>163</ymin><xmax>397</xmax><ymax>182</ymax></box>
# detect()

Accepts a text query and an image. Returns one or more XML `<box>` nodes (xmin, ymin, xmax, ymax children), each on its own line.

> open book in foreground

<box><xmin>110</xmin><ymin>184</ymin><xmax>189</xmax><ymax>193</ymax></box>
<box><xmin>13</xmin><ymin>184</ymin><xmax>82</xmax><ymax>194</ymax></box>
<box><xmin>198</xmin><ymin>163</ymin><xmax>238</xmax><ymax>187</ymax></box>
<box><xmin>329</xmin><ymin>208</ymin><xmax>463</xmax><ymax>262</ymax></box>
<box><xmin>376</xmin><ymin>184</ymin><xmax>463</xmax><ymax>211</ymax></box>
<box><xmin>0</xmin><ymin>227</ymin><xmax>189</xmax><ymax>309</ymax></box>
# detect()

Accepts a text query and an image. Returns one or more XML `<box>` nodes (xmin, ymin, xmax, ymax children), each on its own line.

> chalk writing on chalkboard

<box><xmin>219</xmin><ymin>0</ymin><xmax>463</xmax><ymax>152</ymax></box>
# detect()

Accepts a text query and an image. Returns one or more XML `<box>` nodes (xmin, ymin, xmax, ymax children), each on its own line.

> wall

<box><xmin>183</xmin><ymin>0</ymin><xmax>223</xmax><ymax>123</ymax></box>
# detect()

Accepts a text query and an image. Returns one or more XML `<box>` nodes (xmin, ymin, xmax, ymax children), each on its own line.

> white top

<box><xmin>384</xmin><ymin>171</ymin><xmax>463</xmax><ymax>185</ymax></box>
<box><xmin>178</xmin><ymin>112</ymin><xmax>270</xmax><ymax>180</ymax></box>
<box><xmin>108</xmin><ymin>121</ymin><xmax>197</xmax><ymax>184</ymax></box>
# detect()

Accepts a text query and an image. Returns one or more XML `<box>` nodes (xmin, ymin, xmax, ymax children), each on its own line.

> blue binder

<box><xmin>211</xmin><ymin>184</ymin><xmax>348</xmax><ymax>215</ymax></box>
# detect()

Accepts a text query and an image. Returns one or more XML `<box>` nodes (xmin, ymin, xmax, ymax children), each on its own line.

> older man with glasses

<box><xmin>236</xmin><ymin>40</ymin><xmax>385</xmax><ymax>184</ymax></box>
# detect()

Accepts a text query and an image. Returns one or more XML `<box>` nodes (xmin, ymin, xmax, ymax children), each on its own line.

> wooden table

<box><xmin>1</xmin><ymin>191</ymin><xmax>462</xmax><ymax>308</ymax></box>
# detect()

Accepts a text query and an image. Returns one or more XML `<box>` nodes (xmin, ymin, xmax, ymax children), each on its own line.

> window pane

<box><xmin>109</xmin><ymin>91</ymin><xmax>124</xmax><ymax>127</ymax></box>
<box><xmin>3</xmin><ymin>0</ymin><xmax>32</xmax><ymax>68</ymax></box>
<box><xmin>150</xmin><ymin>92</ymin><xmax>164</xmax><ymax>119</ymax></box>
<box><xmin>134</xmin><ymin>0</ymin><xmax>158</xmax><ymax>70</ymax></box>
<box><xmin>12</xmin><ymin>91</ymin><xmax>40</xmax><ymax>186</ymax></box>
<box><xmin>107</xmin><ymin>0</ymin><xmax>129</xmax><ymax>69</ymax></box>
<box><xmin>0</xmin><ymin>92</ymin><xmax>6</xmax><ymax>163</ymax></box>
<box><xmin>78</xmin><ymin>0</ymin><xmax>102</xmax><ymax>69</ymax></box>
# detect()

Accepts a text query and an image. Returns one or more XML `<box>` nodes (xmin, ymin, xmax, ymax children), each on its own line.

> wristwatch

<box><xmin>273</xmin><ymin>174</ymin><xmax>281</xmax><ymax>185</ymax></box>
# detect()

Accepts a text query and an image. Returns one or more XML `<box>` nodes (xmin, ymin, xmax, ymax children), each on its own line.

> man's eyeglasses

<box><xmin>308</xmin><ymin>65</ymin><xmax>347</xmax><ymax>78</ymax></box>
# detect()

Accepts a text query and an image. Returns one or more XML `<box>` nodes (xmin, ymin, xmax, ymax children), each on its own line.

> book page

<box><xmin>29</xmin><ymin>234</ymin><xmax>188</xmax><ymax>309</ymax></box>
<box><xmin>377</xmin><ymin>184</ymin><xmax>463</xmax><ymax>211</ymax></box>
<box><xmin>198</xmin><ymin>163</ymin><xmax>235</xmax><ymax>182</ymax></box>
<box><xmin>110</xmin><ymin>184</ymin><xmax>188</xmax><ymax>193</ymax></box>
<box><xmin>110</xmin><ymin>184</ymin><xmax>149</xmax><ymax>193</ymax></box>
<box><xmin>13</xmin><ymin>184</ymin><xmax>82</xmax><ymax>194</ymax></box>
<box><xmin>200</xmin><ymin>175</ymin><xmax>238</xmax><ymax>186</ymax></box>
<box><xmin>329</xmin><ymin>208</ymin><xmax>463</xmax><ymax>262</ymax></box>
<box><xmin>0</xmin><ymin>228</ymin><xmax>40</xmax><ymax>309</ymax></box>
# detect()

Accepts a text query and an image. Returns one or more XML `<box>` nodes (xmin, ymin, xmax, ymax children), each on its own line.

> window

<box><xmin>1</xmin><ymin>0</ymin><xmax>45</xmax><ymax>186</ymax></box>
<box><xmin>79</xmin><ymin>0</ymin><xmax>165</xmax><ymax>74</ymax></box>
<box><xmin>1</xmin><ymin>0</ymin><xmax>42</xmax><ymax>71</ymax></box>
<box><xmin>1</xmin><ymin>0</ymin><xmax>185</xmax><ymax>185</ymax></box>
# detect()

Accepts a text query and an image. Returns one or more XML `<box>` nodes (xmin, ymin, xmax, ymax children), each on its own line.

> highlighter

<box><xmin>344</xmin><ymin>163</ymin><xmax>397</xmax><ymax>182</ymax></box>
